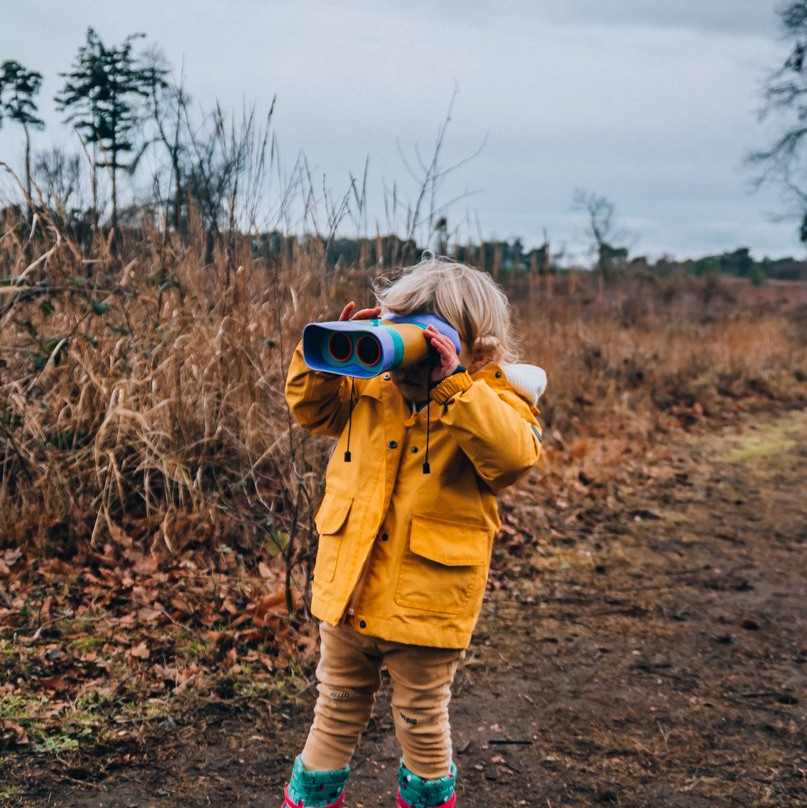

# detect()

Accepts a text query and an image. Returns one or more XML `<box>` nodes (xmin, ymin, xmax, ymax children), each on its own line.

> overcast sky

<box><xmin>0</xmin><ymin>0</ymin><xmax>801</xmax><ymax>262</ymax></box>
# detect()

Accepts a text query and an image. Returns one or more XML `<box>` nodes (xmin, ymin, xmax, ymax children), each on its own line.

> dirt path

<box><xmin>7</xmin><ymin>410</ymin><xmax>806</xmax><ymax>808</ymax></box>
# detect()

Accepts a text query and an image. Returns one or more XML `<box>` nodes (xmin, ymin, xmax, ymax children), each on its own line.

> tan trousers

<box><xmin>301</xmin><ymin>621</ymin><xmax>462</xmax><ymax>779</ymax></box>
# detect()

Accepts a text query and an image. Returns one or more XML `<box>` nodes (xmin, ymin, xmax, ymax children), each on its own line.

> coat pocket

<box><xmin>394</xmin><ymin>515</ymin><xmax>490</xmax><ymax>615</ymax></box>
<box><xmin>313</xmin><ymin>491</ymin><xmax>353</xmax><ymax>584</ymax></box>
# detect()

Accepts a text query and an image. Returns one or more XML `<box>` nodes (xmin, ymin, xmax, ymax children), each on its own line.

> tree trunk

<box><xmin>172</xmin><ymin>151</ymin><xmax>181</xmax><ymax>232</ymax></box>
<box><xmin>172</xmin><ymin>104</ymin><xmax>182</xmax><ymax>232</ymax></box>
<box><xmin>91</xmin><ymin>144</ymin><xmax>99</xmax><ymax>234</ymax></box>
<box><xmin>24</xmin><ymin>125</ymin><xmax>32</xmax><ymax>218</ymax></box>
<box><xmin>111</xmin><ymin>124</ymin><xmax>118</xmax><ymax>232</ymax></box>
<box><xmin>111</xmin><ymin>163</ymin><xmax>118</xmax><ymax>231</ymax></box>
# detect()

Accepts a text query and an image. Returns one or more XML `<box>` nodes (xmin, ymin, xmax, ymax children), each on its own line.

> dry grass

<box><xmin>515</xmin><ymin>273</ymin><xmax>806</xmax><ymax>435</ymax></box>
<box><xmin>1</xmin><ymin>213</ymin><xmax>805</xmax><ymax>572</ymax></box>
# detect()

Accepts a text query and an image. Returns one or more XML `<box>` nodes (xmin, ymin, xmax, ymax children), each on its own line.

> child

<box><xmin>281</xmin><ymin>256</ymin><xmax>545</xmax><ymax>808</ymax></box>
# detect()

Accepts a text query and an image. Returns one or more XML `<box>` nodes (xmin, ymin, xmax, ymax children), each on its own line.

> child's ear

<box><xmin>471</xmin><ymin>335</ymin><xmax>498</xmax><ymax>367</ymax></box>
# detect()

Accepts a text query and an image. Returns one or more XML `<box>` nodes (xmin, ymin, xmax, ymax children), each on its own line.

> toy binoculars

<box><xmin>302</xmin><ymin>314</ymin><xmax>461</xmax><ymax>379</ymax></box>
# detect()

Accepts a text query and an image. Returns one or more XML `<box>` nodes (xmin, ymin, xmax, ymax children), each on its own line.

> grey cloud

<box><xmin>393</xmin><ymin>0</ymin><xmax>781</xmax><ymax>38</ymax></box>
<box><xmin>539</xmin><ymin>0</ymin><xmax>780</xmax><ymax>37</ymax></box>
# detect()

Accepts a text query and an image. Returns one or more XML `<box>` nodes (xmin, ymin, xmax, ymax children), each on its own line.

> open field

<box><xmin>1</xmin><ymin>217</ymin><xmax>806</xmax><ymax>806</ymax></box>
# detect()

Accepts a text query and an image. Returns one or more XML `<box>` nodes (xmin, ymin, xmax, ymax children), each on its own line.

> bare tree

<box><xmin>144</xmin><ymin>50</ymin><xmax>190</xmax><ymax>232</ymax></box>
<box><xmin>33</xmin><ymin>147</ymin><xmax>85</xmax><ymax>217</ymax></box>
<box><xmin>572</xmin><ymin>189</ymin><xmax>627</xmax><ymax>282</ymax></box>
<box><xmin>750</xmin><ymin>1</ymin><xmax>807</xmax><ymax>242</ymax></box>
<box><xmin>393</xmin><ymin>87</ymin><xmax>486</xmax><ymax>258</ymax></box>
<box><xmin>181</xmin><ymin>103</ymin><xmax>273</xmax><ymax>264</ymax></box>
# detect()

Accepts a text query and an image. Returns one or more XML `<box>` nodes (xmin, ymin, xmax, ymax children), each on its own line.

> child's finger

<box><xmin>428</xmin><ymin>330</ymin><xmax>456</xmax><ymax>356</ymax></box>
<box><xmin>351</xmin><ymin>306</ymin><xmax>382</xmax><ymax>320</ymax></box>
<box><xmin>430</xmin><ymin>334</ymin><xmax>450</xmax><ymax>355</ymax></box>
<box><xmin>339</xmin><ymin>302</ymin><xmax>356</xmax><ymax>321</ymax></box>
<box><xmin>434</xmin><ymin>343</ymin><xmax>457</xmax><ymax>370</ymax></box>
<box><xmin>424</xmin><ymin>327</ymin><xmax>443</xmax><ymax>349</ymax></box>
<box><xmin>425</xmin><ymin>325</ymin><xmax>446</xmax><ymax>343</ymax></box>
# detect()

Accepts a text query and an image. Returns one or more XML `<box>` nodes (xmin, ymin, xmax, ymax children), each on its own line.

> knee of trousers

<box><xmin>304</xmin><ymin>686</ymin><xmax>377</xmax><ymax>771</ymax></box>
<box><xmin>312</xmin><ymin>684</ymin><xmax>376</xmax><ymax>733</ymax></box>
<box><xmin>393</xmin><ymin>706</ymin><xmax>452</xmax><ymax>778</ymax></box>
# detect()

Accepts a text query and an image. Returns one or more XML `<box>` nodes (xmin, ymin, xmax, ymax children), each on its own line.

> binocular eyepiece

<box><xmin>302</xmin><ymin>314</ymin><xmax>461</xmax><ymax>378</ymax></box>
<box><xmin>326</xmin><ymin>331</ymin><xmax>384</xmax><ymax>367</ymax></box>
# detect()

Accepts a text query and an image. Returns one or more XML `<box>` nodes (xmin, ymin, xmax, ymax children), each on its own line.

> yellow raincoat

<box><xmin>285</xmin><ymin>341</ymin><xmax>543</xmax><ymax>649</ymax></box>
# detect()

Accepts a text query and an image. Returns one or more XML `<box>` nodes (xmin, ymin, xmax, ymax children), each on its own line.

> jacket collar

<box><xmin>355</xmin><ymin>374</ymin><xmax>385</xmax><ymax>401</ymax></box>
<box><xmin>360</xmin><ymin>362</ymin><xmax>512</xmax><ymax>401</ymax></box>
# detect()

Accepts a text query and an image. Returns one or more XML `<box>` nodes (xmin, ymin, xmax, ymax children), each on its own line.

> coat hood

<box><xmin>500</xmin><ymin>363</ymin><xmax>547</xmax><ymax>408</ymax></box>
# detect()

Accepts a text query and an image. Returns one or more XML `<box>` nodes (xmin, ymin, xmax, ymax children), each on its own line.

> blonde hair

<box><xmin>374</xmin><ymin>255</ymin><xmax>518</xmax><ymax>365</ymax></box>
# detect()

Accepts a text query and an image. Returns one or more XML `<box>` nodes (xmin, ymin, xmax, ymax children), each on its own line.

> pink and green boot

<box><xmin>396</xmin><ymin>761</ymin><xmax>457</xmax><ymax>808</ymax></box>
<box><xmin>280</xmin><ymin>756</ymin><xmax>349</xmax><ymax>808</ymax></box>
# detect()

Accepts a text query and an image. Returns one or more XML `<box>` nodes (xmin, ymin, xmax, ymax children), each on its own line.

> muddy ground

<box><xmin>4</xmin><ymin>410</ymin><xmax>806</xmax><ymax>808</ymax></box>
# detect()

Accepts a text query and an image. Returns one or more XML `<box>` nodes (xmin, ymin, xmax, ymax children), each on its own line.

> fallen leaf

<box><xmin>129</xmin><ymin>641</ymin><xmax>150</xmax><ymax>660</ymax></box>
<box><xmin>137</xmin><ymin>606</ymin><xmax>164</xmax><ymax>624</ymax></box>
<box><xmin>0</xmin><ymin>720</ymin><xmax>29</xmax><ymax>747</ymax></box>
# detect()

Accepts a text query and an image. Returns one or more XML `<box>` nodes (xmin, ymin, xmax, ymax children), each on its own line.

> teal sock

<box><xmin>398</xmin><ymin>760</ymin><xmax>457</xmax><ymax>808</ymax></box>
<box><xmin>287</xmin><ymin>755</ymin><xmax>349</xmax><ymax>807</ymax></box>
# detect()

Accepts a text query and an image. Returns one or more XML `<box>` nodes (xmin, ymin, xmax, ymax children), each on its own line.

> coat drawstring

<box><xmin>423</xmin><ymin>352</ymin><xmax>435</xmax><ymax>475</ymax></box>
<box><xmin>344</xmin><ymin>378</ymin><xmax>354</xmax><ymax>462</ymax></box>
<box><xmin>422</xmin><ymin>397</ymin><xmax>431</xmax><ymax>475</ymax></box>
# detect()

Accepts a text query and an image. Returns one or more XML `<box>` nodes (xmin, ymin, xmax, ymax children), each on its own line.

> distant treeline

<box><xmin>3</xmin><ymin>199</ymin><xmax>803</xmax><ymax>283</ymax></box>
<box><xmin>648</xmin><ymin>247</ymin><xmax>807</xmax><ymax>283</ymax></box>
<box><xmin>252</xmin><ymin>232</ymin><xmax>552</xmax><ymax>276</ymax></box>
<box><xmin>253</xmin><ymin>233</ymin><xmax>807</xmax><ymax>282</ymax></box>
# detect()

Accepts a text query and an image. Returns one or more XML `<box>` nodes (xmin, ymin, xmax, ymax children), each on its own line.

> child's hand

<box><xmin>424</xmin><ymin>324</ymin><xmax>461</xmax><ymax>382</ymax></box>
<box><xmin>339</xmin><ymin>302</ymin><xmax>382</xmax><ymax>322</ymax></box>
